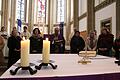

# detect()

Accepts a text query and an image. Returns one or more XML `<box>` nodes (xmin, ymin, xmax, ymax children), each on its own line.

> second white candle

<box><xmin>42</xmin><ymin>38</ymin><xmax>50</xmax><ymax>63</ymax></box>
<box><xmin>21</xmin><ymin>38</ymin><xmax>30</xmax><ymax>67</ymax></box>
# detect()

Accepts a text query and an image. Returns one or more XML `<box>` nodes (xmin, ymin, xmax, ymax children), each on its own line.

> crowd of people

<box><xmin>0</xmin><ymin>26</ymin><xmax>120</xmax><ymax>68</ymax></box>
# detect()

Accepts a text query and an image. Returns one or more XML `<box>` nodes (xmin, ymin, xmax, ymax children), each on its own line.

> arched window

<box><xmin>37</xmin><ymin>0</ymin><xmax>47</xmax><ymax>23</ymax></box>
<box><xmin>16</xmin><ymin>0</ymin><xmax>25</xmax><ymax>21</ymax></box>
<box><xmin>57</xmin><ymin>0</ymin><xmax>65</xmax><ymax>23</ymax></box>
<box><xmin>34</xmin><ymin>0</ymin><xmax>48</xmax><ymax>34</ymax></box>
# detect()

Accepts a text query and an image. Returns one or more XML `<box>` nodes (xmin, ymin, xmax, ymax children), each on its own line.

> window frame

<box><xmin>56</xmin><ymin>0</ymin><xmax>65</xmax><ymax>23</ymax></box>
<box><xmin>16</xmin><ymin>0</ymin><xmax>25</xmax><ymax>22</ymax></box>
<box><xmin>37</xmin><ymin>0</ymin><xmax>47</xmax><ymax>24</ymax></box>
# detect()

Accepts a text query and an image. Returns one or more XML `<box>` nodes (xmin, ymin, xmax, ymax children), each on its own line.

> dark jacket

<box><xmin>7</xmin><ymin>36</ymin><xmax>22</xmax><ymax>68</ymax></box>
<box><xmin>97</xmin><ymin>33</ymin><xmax>114</xmax><ymax>56</ymax></box>
<box><xmin>29</xmin><ymin>36</ymin><xmax>43</xmax><ymax>53</ymax></box>
<box><xmin>70</xmin><ymin>36</ymin><xmax>85</xmax><ymax>53</ymax></box>
<box><xmin>113</xmin><ymin>38</ymin><xmax>120</xmax><ymax>59</ymax></box>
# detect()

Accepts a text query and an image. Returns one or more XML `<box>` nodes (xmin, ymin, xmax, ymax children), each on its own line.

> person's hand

<box><xmin>14</xmin><ymin>49</ymin><xmax>20</xmax><ymax>52</ymax></box>
<box><xmin>99</xmin><ymin>48</ymin><xmax>107</xmax><ymax>51</ymax></box>
<box><xmin>99</xmin><ymin>48</ymin><xmax>103</xmax><ymax>51</ymax></box>
<box><xmin>103</xmin><ymin>48</ymin><xmax>107</xmax><ymax>50</ymax></box>
<box><xmin>119</xmin><ymin>49</ymin><xmax>120</xmax><ymax>51</ymax></box>
<box><xmin>88</xmin><ymin>48</ymin><xmax>92</xmax><ymax>51</ymax></box>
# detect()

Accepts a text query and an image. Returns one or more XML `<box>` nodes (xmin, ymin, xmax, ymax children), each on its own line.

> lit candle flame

<box><xmin>23</xmin><ymin>37</ymin><xmax>26</xmax><ymax>40</ymax></box>
<box><xmin>46</xmin><ymin>38</ymin><xmax>48</xmax><ymax>41</ymax></box>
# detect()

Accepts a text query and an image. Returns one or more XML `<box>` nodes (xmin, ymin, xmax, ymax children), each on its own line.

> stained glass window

<box><xmin>57</xmin><ymin>0</ymin><xmax>65</xmax><ymax>23</ymax></box>
<box><xmin>37</xmin><ymin>0</ymin><xmax>47</xmax><ymax>23</ymax></box>
<box><xmin>16</xmin><ymin>0</ymin><xmax>25</xmax><ymax>21</ymax></box>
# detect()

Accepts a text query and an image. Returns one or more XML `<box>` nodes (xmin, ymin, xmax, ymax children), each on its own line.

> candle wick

<box><xmin>23</xmin><ymin>37</ymin><xmax>26</xmax><ymax>40</ymax></box>
<box><xmin>46</xmin><ymin>38</ymin><xmax>48</xmax><ymax>41</ymax></box>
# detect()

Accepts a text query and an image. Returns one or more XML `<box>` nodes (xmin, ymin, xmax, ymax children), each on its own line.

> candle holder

<box><xmin>115</xmin><ymin>54</ymin><xmax>120</xmax><ymax>66</ymax></box>
<box><xmin>10</xmin><ymin>66</ymin><xmax>37</xmax><ymax>75</ymax></box>
<box><xmin>35</xmin><ymin>63</ymin><xmax>57</xmax><ymax>70</ymax></box>
<box><xmin>78</xmin><ymin>51</ymin><xmax>91</xmax><ymax>65</ymax></box>
<box><xmin>115</xmin><ymin>60</ymin><xmax>120</xmax><ymax>65</ymax></box>
<box><xmin>78</xmin><ymin>57</ymin><xmax>91</xmax><ymax>65</ymax></box>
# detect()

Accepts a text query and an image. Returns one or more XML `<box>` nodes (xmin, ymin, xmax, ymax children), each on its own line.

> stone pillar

<box><xmin>66</xmin><ymin>0</ymin><xmax>71</xmax><ymax>45</ymax></box>
<box><xmin>1</xmin><ymin>0</ymin><xmax>5</xmax><ymax>27</ymax></box>
<box><xmin>116</xmin><ymin>0</ymin><xmax>120</xmax><ymax>36</ymax></box>
<box><xmin>73</xmin><ymin>0</ymin><xmax>79</xmax><ymax>30</ymax></box>
<box><xmin>28</xmin><ymin>0</ymin><xmax>34</xmax><ymax>32</ymax></box>
<box><xmin>49</xmin><ymin>0</ymin><xmax>53</xmax><ymax>34</ymax></box>
<box><xmin>1</xmin><ymin>0</ymin><xmax>9</xmax><ymax>31</ymax></box>
<box><xmin>47</xmin><ymin>0</ymin><xmax>51</xmax><ymax>34</ymax></box>
<box><xmin>10</xmin><ymin>0</ymin><xmax>16</xmax><ymax>32</ymax></box>
<box><xmin>47</xmin><ymin>0</ymin><xmax>56</xmax><ymax>34</ymax></box>
<box><xmin>24</xmin><ymin>0</ymin><xmax>27</xmax><ymax>22</ymax></box>
<box><xmin>87</xmin><ymin>0</ymin><xmax>95</xmax><ymax>34</ymax></box>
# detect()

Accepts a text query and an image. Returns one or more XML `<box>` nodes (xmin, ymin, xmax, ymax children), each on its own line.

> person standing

<box><xmin>0</xmin><ymin>26</ymin><xmax>9</xmax><ymax>57</ymax></box>
<box><xmin>97</xmin><ymin>28</ymin><xmax>114</xmax><ymax>56</ymax></box>
<box><xmin>21</xmin><ymin>26</ymin><xmax>31</xmax><ymax>39</ymax></box>
<box><xmin>0</xmin><ymin>36</ymin><xmax>5</xmax><ymax>65</ymax></box>
<box><xmin>7</xmin><ymin>30</ymin><xmax>22</xmax><ymax>68</ymax></box>
<box><xmin>29</xmin><ymin>28</ymin><xmax>43</xmax><ymax>53</ymax></box>
<box><xmin>113</xmin><ymin>33</ymin><xmax>120</xmax><ymax>60</ymax></box>
<box><xmin>86</xmin><ymin>31</ymin><xmax>97</xmax><ymax>51</ymax></box>
<box><xmin>0</xmin><ymin>26</ymin><xmax>8</xmax><ymax>39</ymax></box>
<box><xmin>70</xmin><ymin>31</ymin><xmax>85</xmax><ymax>53</ymax></box>
<box><xmin>51</xmin><ymin>28</ymin><xmax>65</xmax><ymax>53</ymax></box>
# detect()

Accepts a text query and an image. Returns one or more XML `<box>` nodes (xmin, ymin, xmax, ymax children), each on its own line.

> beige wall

<box><xmin>78</xmin><ymin>0</ymin><xmax>87</xmax><ymax>33</ymax></box>
<box><xmin>95</xmin><ymin>2</ymin><xmax>116</xmax><ymax>38</ymax></box>
<box><xmin>79</xmin><ymin>0</ymin><xmax>87</xmax><ymax>16</ymax></box>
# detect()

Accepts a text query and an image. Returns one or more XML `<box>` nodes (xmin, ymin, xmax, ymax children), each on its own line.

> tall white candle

<box><xmin>42</xmin><ymin>38</ymin><xmax>50</xmax><ymax>63</ymax></box>
<box><xmin>21</xmin><ymin>37</ymin><xmax>30</xmax><ymax>67</ymax></box>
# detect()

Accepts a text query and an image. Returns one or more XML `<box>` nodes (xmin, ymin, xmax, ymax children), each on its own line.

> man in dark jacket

<box><xmin>97</xmin><ymin>28</ymin><xmax>114</xmax><ymax>56</ymax></box>
<box><xmin>70</xmin><ymin>31</ymin><xmax>85</xmax><ymax>53</ymax></box>
<box><xmin>7</xmin><ymin>30</ymin><xmax>22</xmax><ymax>68</ymax></box>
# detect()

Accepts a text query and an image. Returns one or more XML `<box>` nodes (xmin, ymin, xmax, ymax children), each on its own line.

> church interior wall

<box><xmin>79</xmin><ymin>0</ymin><xmax>87</xmax><ymax>16</ymax></box>
<box><xmin>95</xmin><ymin>2</ymin><xmax>116</xmax><ymax>38</ymax></box>
<box><xmin>79</xmin><ymin>17</ymin><xmax>87</xmax><ymax>32</ymax></box>
<box><xmin>78</xmin><ymin>0</ymin><xmax>87</xmax><ymax>32</ymax></box>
